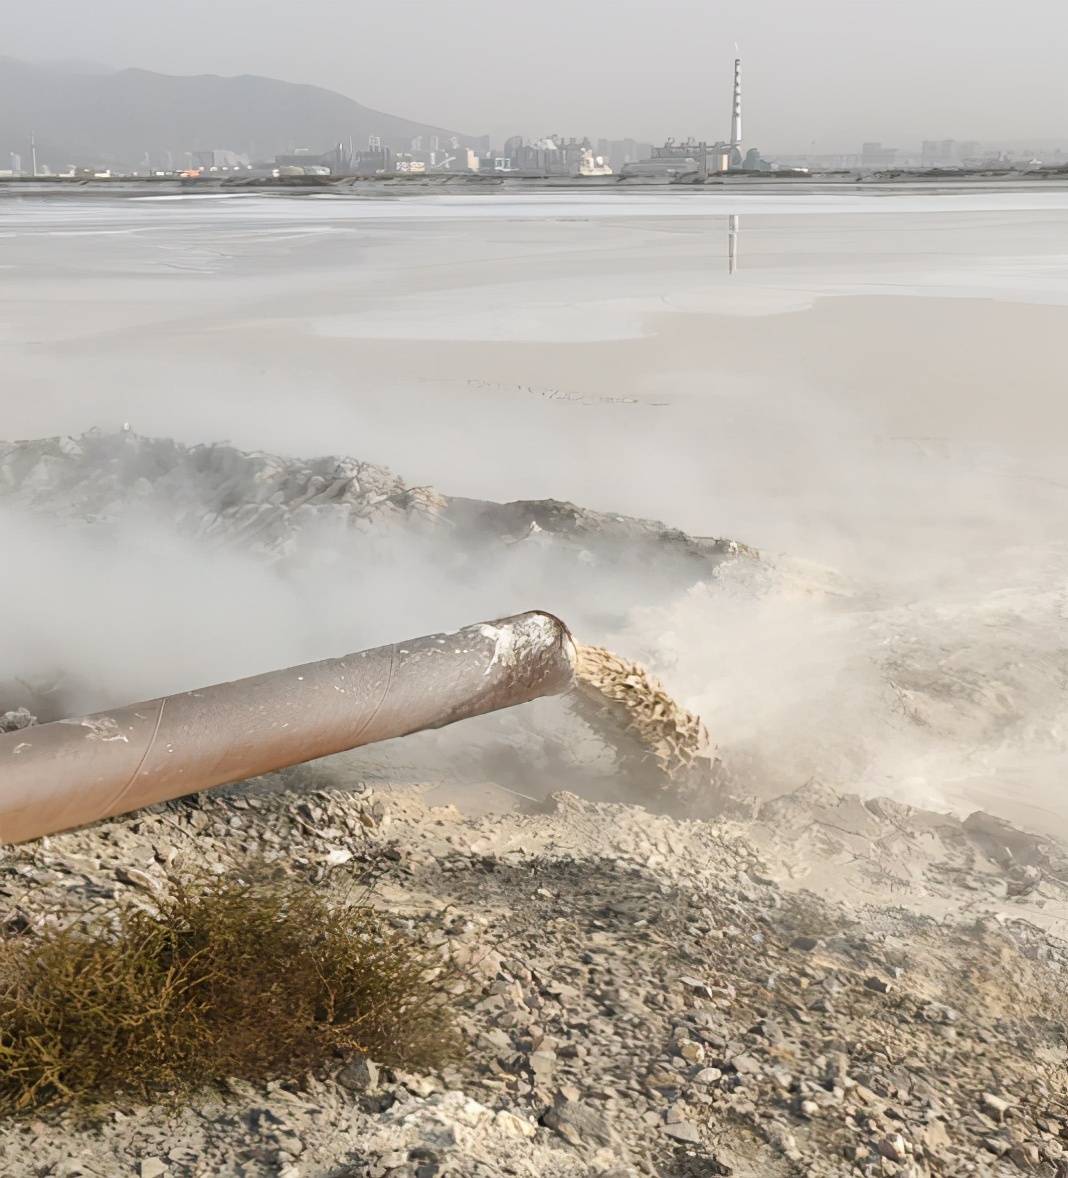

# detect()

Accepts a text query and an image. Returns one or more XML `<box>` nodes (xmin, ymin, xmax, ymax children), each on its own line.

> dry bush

<box><xmin>0</xmin><ymin>873</ymin><xmax>461</xmax><ymax>1114</ymax></box>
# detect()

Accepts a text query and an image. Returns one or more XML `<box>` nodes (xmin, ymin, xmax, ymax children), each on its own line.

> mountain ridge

<box><xmin>0</xmin><ymin>57</ymin><xmax>477</xmax><ymax>170</ymax></box>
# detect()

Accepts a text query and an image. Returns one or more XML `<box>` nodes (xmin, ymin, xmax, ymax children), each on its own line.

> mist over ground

<box><xmin>2</xmin><ymin>188</ymin><xmax>1066</xmax><ymax>829</ymax></box>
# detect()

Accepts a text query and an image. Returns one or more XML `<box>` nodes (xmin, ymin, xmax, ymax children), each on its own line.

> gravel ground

<box><xmin>3</xmin><ymin>775</ymin><xmax>1068</xmax><ymax>1178</ymax></box>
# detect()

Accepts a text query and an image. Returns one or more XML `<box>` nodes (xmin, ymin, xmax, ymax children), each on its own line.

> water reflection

<box><xmin>728</xmin><ymin>214</ymin><xmax>740</xmax><ymax>275</ymax></box>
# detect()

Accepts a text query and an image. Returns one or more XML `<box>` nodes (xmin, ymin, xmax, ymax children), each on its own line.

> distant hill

<box><xmin>0</xmin><ymin>58</ymin><xmax>477</xmax><ymax>170</ymax></box>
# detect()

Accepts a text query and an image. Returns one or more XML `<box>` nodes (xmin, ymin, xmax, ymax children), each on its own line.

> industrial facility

<box><xmin>621</xmin><ymin>54</ymin><xmax>767</xmax><ymax>181</ymax></box>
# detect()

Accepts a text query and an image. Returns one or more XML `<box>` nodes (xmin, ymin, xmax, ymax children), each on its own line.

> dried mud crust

<box><xmin>3</xmin><ymin>785</ymin><xmax>1068</xmax><ymax>1176</ymax></box>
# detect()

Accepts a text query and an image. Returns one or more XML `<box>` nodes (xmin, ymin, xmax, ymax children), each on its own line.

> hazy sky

<box><xmin>7</xmin><ymin>0</ymin><xmax>1068</xmax><ymax>149</ymax></box>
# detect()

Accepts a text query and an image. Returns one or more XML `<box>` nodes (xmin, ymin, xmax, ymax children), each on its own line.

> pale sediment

<box><xmin>571</xmin><ymin>644</ymin><xmax>719</xmax><ymax>806</ymax></box>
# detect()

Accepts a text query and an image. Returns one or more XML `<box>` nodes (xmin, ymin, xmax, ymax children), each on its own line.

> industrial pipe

<box><xmin>0</xmin><ymin>612</ymin><xmax>576</xmax><ymax>845</ymax></box>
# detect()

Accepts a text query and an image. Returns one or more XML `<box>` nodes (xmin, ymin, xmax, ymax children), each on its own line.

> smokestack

<box><xmin>730</xmin><ymin>58</ymin><xmax>742</xmax><ymax>147</ymax></box>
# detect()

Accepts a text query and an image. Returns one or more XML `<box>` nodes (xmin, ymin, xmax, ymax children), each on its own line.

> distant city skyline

<box><xmin>3</xmin><ymin>57</ymin><xmax>1067</xmax><ymax>172</ymax></box>
<box><xmin>7</xmin><ymin>0</ymin><xmax>1068</xmax><ymax>149</ymax></box>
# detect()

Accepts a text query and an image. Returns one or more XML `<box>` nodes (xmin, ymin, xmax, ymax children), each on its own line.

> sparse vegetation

<box><xmin>0</xmin><ymin>872</ymin><xmax>461</xmax><ymax>1114</ymax></box>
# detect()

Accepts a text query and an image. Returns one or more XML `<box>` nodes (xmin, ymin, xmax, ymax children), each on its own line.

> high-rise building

<box><xmin>921</xmin><ymin>139</ymin><xmax>958</xmax><ymax>167</ymax></box>
<box><xmin>861</xmin><ymin>142</ymin><xmax>898</xmax><ymax>168</ymax></box>
<box><xmin>193</xmin><ymin>149</ymin><xmax>248</xmax><ymax>169</ymax></box>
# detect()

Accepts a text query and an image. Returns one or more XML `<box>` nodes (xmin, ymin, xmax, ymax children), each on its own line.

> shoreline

<box><xmin>4</xmin><ymin>172</ymin><xmax>1068</xmax><ymax>199</ymax></box>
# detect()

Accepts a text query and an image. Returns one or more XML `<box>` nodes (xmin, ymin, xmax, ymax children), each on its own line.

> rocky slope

<box><xmin>3</xmin><ymin>777</ymin><xmax>1068</xmax><ymax>1177</ymax></box>
<box><xmin>0</xmin><ymin>430</ymin><xmax>741</xmax><ymax>570</ymax></box>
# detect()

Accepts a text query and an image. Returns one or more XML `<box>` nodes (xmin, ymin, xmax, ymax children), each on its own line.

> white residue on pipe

<box><xmin>477</xmin><ymin>613</ymin><xmax>566</xmax><ymax>676</ymax></box>
<box><xmin>59</xmin><ymin>717</ymin><xmax>130</xmax><ymax>743</ymax></box>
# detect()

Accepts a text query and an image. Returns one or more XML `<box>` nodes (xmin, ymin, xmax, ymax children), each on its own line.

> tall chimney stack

<box><xmin>730</xmin><ymin>58</ymin><xmax>742</xmax><ymax>148</ymax></box>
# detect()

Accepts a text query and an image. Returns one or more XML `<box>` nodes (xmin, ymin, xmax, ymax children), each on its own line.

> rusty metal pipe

<box><xmin>0</xmin><ymin>612</ymin><xmax>575</xmax><ymax>845</ymax></box>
